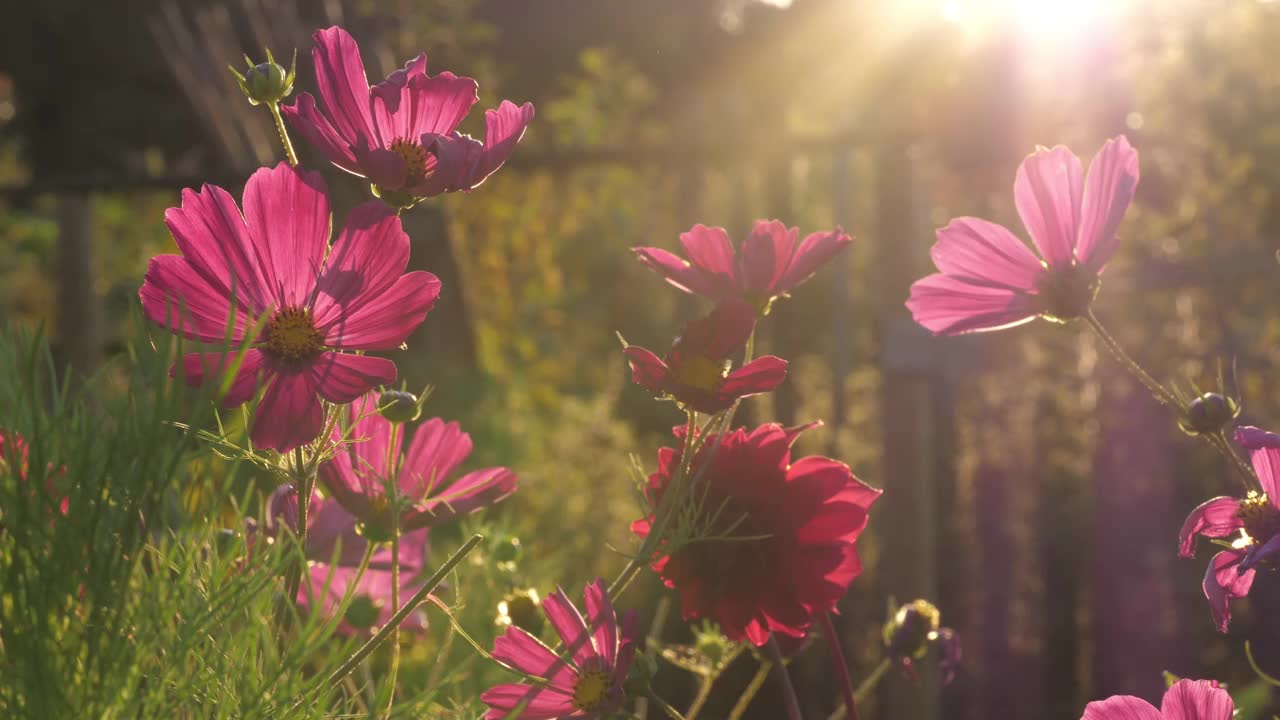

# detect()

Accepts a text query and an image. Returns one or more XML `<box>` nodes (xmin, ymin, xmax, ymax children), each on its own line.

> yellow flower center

<box><xmin>390</xmin><ymin>138</ymin><xmax>429</xmax><ymax>182</ymax></box>
<box><xmin>1237</xmin><ymin>491</ymin><xmax>1280</xmax><ymax>545</ymax></box>
<box><xmin>262</xmin><ymin>306</ymin><xmax>324</xmax><ymax>363</ymax></box>
<box><xmin>572</xmin><ymin>669</ymin><xmax>613</xmax><ymax>711</ymax></box>
<box><xmin>671</xmin><ymin>355</ymin><xmax>730</xmax><ymax>393</ymax></box>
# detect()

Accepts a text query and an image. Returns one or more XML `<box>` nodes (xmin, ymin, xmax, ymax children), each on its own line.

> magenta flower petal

<box><xmin>469</xmin><ymin>100</ymin><xmax>536</xmax><ymax>187</ymax></box>
<box><xmin>311</xmin><ymin>26</ymin><xmax>377</xmax><ymax>145</ymax></box>
<box><xmin>623</xmin><ymin>346</ymin><xmax>673</xmax><ymax>395</ymax></box>
<box><xmin>632</xmin><ymin>246</ymin><xmax>728</xmax><ymax>298</ymax></box>
<box><xmin>583</xmin><ymin>578</ymin><xmax>619</xmax><ymax>665</ymax></box>
<box><xmin>1178</xmin><ymin>496</ymin><xmax>1244</xmax><ymax>558</ymax></box>
<box><xmin>253</xmin><ymin>371</ymin><xmax>324</xmax><ymax>452</ymax></box>
<box><xmin>1014</xmin><ymin>144</ymin><xmax>1082</xmax><ymax>268</ymax></box>
<box><xmin>491</xmin><ymin>627</ymin><xmax>578</xmax><ymax>690</ymax></box>
<box><xmin>777</xmin><ymin>227</ymin><xmax>854</xmax><ymax>294</ymax></box>
<box><xmin>163</xmin><ymin>184</ymin><xmax>270</xmax><ymax>311</ymax></box>
<box><xmin>740</xmin><ymin>219</ymin><xmax>797</xmax><ymax>296</ymax></box>
<box><xmin>1080</xmin><ymin>695</ymin><xmax>1163</xmax><ymax>720</ymax></box>
<box><xmin>481</xmin><ymin>684</ymin><xmax>577</xmax><ymax>720</ymax></box>
<box><xmin>930</xmin><ymin>217</ymin><xmax>1046</xmax><ymax>291</ymax></box>
<box><xmin>281</xmin><ymin>93</ymin><xmax>362</xmax><ymax>173</ymax></box>
<box><xmin>543</xmin><ymin>586</ymin><xmax>597</xmax><ymax>666</ymax></box>
<box><xmin>358</xmin><ymin>147</ymin><xmax>410</xmax><ymax>189</ymax></box>
<box><xmin>241</xmin><ymin>164</ymin><xmax>330</xmax><ymax>307</ymax></box>
<box><xmin>371</xmin><ymin>62</ymin><xmax>478</xmax><ymax>142</ymax></box>
<box><xmin>1160</xmin><ymin>679</ymin><xmax>1234</xmax><ymax>720</ymax></box>
<box><xmin>140</xmin><ymin>255</ymin><xmax>253</xmax><ymax>343</ymax></box>
<box><xmin>179</xmin><ymin>350</ymin><xmax>268</xmax><ymax>406</ymax></box>
<box><xmin>906</xmin><ymin>274</ymin><xmax>1039</xmax><ymax>335</ymax></box>
<box><xmin>680</xmin><ymin>224</ymin><xmax>738</xmax><ymax>285</ymax></box>
<box><xmin>299</xmin><ymin>563</ymin><xmax>427</xmax><ymax>636</ymax></box>
<box><xmin>321</xmin><ymin>272</ymin><xmax>441</xmax><ymax>350</ymax></box>
<box><xmin>400</xmin><ymin>418</ymin><xmax>471</xmax><ymax>497</ymax></box>
<box><xmin>1204</xmin><ymin>549</ymin><xmax>1253</xmax><ymax>633</ymax></box>
<box><xmin>719</xmin><ymin>356</ymin><xmax>788</xmax><ymax>400</ymax></box>
<box><xmin>675</xmin><ymin>299</ymin><xmax>757</xmax><ymax>359</ymax></box>
<box><xmin>310</xmin><ymin>352</ymin><xmax>396</xmax><ymax>404</ymax></box>
<box><xmin>1076</xmin><ymin>136</ymin><xmax>1140</xmax><ymax>273</ymax></box>
<box><xmin>313</xmin><ymin>202</ymin><xmax>412</xmax><ymax>328</ymax></box>
<box><xmin>415</xmin><ymin>467</ymin><xmax>517</xmax><ymax>524</ymax></box>
<box><xmin>1236</xmin><ymin>426</ymin><xmax>1280</xmax><ymax>499</ymax></box>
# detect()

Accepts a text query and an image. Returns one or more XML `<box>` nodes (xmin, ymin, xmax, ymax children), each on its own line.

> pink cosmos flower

<box><xmin>1179</xmin><ymin>426</ymin><xmax>1280</xmax><ymax>632</ymax></box>
<box><xmin>1080</xmin><ymin>679</ymin><xmax>1232</xmax><ymax>720</ymax></box>
<box><xmin>139</xmin><ymin>162</ymin><xmax>440</xmax><ymax>453</ymax></box>
<box><xmin>482</xmin><ymin>579</ymin><xmax>639</xmax><ymax>720</ymax></box>
<box><xmin>907</xmin><ymin>136</ymin><xmax>1140</xmax><ymax>335</ymax></box>
<box><xmin>634</xmin><ymin>220</ymin><xmax>853</xmax><ymax>312</ymax></box>
<box><xmin>623</xmin><ymin>300</ymin><xmax>788</xmax><ymax>414</ymax></box>
<box><xmin>318</xmin><ymin>392</ymin><xmax>517</xmax><ymax>535</ymax></box>
<box><xmin>268</xmin><ymin>484</ymin><xmax>429</xmax><ymax>634</ymax></box>
<box><xmin>281</xmin><ymin>26</ymin><xmax>534</xmax><ymax>201</ymax></box>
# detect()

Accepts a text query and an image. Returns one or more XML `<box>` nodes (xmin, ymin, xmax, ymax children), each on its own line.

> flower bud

<box><xmin>345</xmin><ymin>594</ymin><xmax>382</xmax><ymax>630</ymax></box>
<box><xmin>883</xmin><ymin>599</ymin><xmax>941</xmax><ymax>662</ymax></box>
<box><xmin>693</xmin><ymin>622</ymin><xmax>732</xmax><ymax>668</ymax></box>
<box><xmin>267</xmin><ymin>483</ymin><xmax>299</xmax><ymax>534</ymax></box>
<box><xmin>492</xmin><ymin>535</ymin><xmax>523</xmax><ymax>565</ymax></box>
<box><xmin>379</xmin><ymin>390</ymin><xmax>422</xmax><ymax>424</ymax></box>
<box><xmin>230</xmin><ymin>48</ymin><xmax>295</xmax><ymax>106</ymax></box>
<box><xmin>496</xmin><ymin>588</ymin><xmax>543</xmax><ymax>634</ymax></box>
<box><xmin>1179</xmin><ymin>392</ymin><xmax>1240</xmax><ymax>436</ymax></box>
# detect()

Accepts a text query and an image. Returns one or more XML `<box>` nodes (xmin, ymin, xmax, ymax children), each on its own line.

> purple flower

<box><xmin>907</xmin><ymin>136</ymin><xmax>1139</xmax><ymax>334</ymax></box>
<box><xmin>281</xmin><ymin>26</ymin><xmax>534</xmax><ymax>200</ymax></box>
<box><xmin>482</xmin><ymin>579</ymin><xmax>639</xmax><ymax>719</ymax></box>
<box><xmin>1178</xmin><ymin>426</ymin><xmax>1280</xmax><ymax>631</ymax></box>
<box><xmin>1080</xmin><ymin>679</ymin><xmax>1232</xmax><ymax>720</ymax></box>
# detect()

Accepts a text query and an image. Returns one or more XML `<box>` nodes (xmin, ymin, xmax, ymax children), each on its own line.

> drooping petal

<box><xmin>410</xmin><ymin>132</ymin><xmax>484</xmax><ymax>197</ymax></box>
<box><xmin>481</xmin><ymin>683</ymin><xmax>577</xmax><ymax>720</ymax></box>
<box><xmin>1014</xmin><ymin>145</ymin><xmax>1083</xmax><ymax>269</ymax></box>
<box><xmin>1080</xmin><ymin>695</ymin><xmax>1163</xmax><ymax>720</ymax></box>
<box><xmin>400</xmin><ymin>418</ymin><xmax>472</xmax><ymax>498</ymax></box>
<box><xmin>410</xmin><ymin>467</ymin><xmax>517</xmax><ymax>529</ymax></box>
<box><xmin>1076</xmin><ymin>136</ymin><xmax>1139</xmax><ymax>272</ymax></box>
<box><xmin>466</xmin><ymin>100</ymin><xmax>535</xmax><ymax>188</ymax></box>
<box><xmin>490</xmin><ymin>626</ymin><xmax>578</xmax><ymax>689</ymax></box>
<box><xmin>280</xmin><ymin>93</ymin><xmax>362</xmax><ymax>174</ymax></box>
<box><xmin>777</xmin><ymin>227</ymin><xmax>854</xmax><ymax>295</ymax></box>
<box><xmin>929</xmin><ymin>217</ymin><xmax>1046</xmax><ymax>292</ymax></box>
<box><xmin>906</xmin><ymin>274</ymin><xmax>1039</xmax><ymax>335</ymax></box>
<box><xmin>1203</xmin><ymin>549</ymin><xmax>1253</xmax><ymax>633</ymax></box>
<box><xmin>313</xmin><ymin>202</ymin><xmax>411</xmax><ymax>328</ymax></box>
<box><xmin>310</xmin><ymin>352</ymin><xmax>396</xmax><ymax>404</ymax></box>
<box><xmin>679</xmin><ymin>224</ymin><xmax>738</xmax><ymax>287</ymax></box>
<box><xmin>163</xmin><ymin>183</ymin><xmax>270</xmax><ymax>312</ymax></box>
<box><xmin>251</xmin><ymin>370</ymin><xmax>324</xmax><ymax>452</ymax></box>
<box><xmin>739</xmin><ymin>220</ymin><xmax>797</xmax><ymax>296</ymax></box>
<box><xmin>178</xmin><ymin>349</ymin><xmax>268</xmax><ymax>406</ymax></box>
<box><xmin>543</xmin><ymin>587</ymin><xmax>597</xmax><ymax>667</ymax></box>
<box><xmin>1235</xmin><ymin>426</ymin><xmax>1280</xmax><ymax>500</ymax></box>
<box><xmin>623</xmin><ymin>346</ymin><xmax>673</xmax><ymax>396</ymax></box>
<box><xmin>310</xmin><ymin>26</ymin><xmax>376</xmax><ymax>146</ymax></box>
<box><xmin>140</xmin><ymin>255</ymin><xmax>250</xmax><ymax>343</ymax></box>
<box><xmin>371</xmin><ymin>60</ymin><xmax>478</xmax><ymax>142</ymax></box>
<box><xmin>719</xmin><ymin>356</ymin><xmax>788</xmax><ymax>401</ymax></box>
<box><xmin>322</xmin><ymin>272</ymin><xmax>441</xmax><ymax>351</ymax></box>
<box><xmin>1178</xmin><ymin>496</ymin><xmax>1244</xmax><ymax>558</ymax></box>
<box><xmin>1160</xmin><ymin>679</ymin><xmax>1234</xmax><ymax>720</ymax></box>
<box><xmin>632</xmin><ymin>246</ymin><xmax>729</xmax><ymax>299</ymax></box>
<box><xmin>582</xmin><ymin>578</ymin><xmax>619</xmax><ymax>664</ymax></box>
<box><xmin>241</xmin><ymin>163</ymin><xmax>330</xmax><ymax>308</ymax></box>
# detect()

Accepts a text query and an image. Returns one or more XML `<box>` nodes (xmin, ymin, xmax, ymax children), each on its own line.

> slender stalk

<box><xmin>819</xmin><ymin>612</ymin><xmax>858</xmax><ymax>720</ymax></box>
<box><xmin>325</xmin><ymin>534</ymin><xmax>483</xmax><ymax>689</ymax></box>
<box><xmin>269</xmin><ymin>102</ymin><xmax>298</xmax><ymax>166</ymax></box>
<box><xmin>1209</xmin><ymin>430</ymin><xmax>1260</xmax><ymax>492</ymax></box>
<box><xmin>283</xmin><ymin>447</ymin><xmax>313</xmax><ymax>615</ymax></box>
<box><xmin>852</xmin><ymin>658</ymin><xmax>891</xmax><ymax>705</ymax></box>
<box><xmin>1084</xmin><ymin>311</ymin><xmax>1178</xmax><ymax>407</ymax></box>
<box><xmin>728</xmin><ymin>659</ymin><xmax>773</xmax><ymax>720</ymax></box>
<box><xmin>766</xmin><ymin>635</ymin><xmax>803</xmax><ymax>720</ymax></box>
<box><xmin>649</xmin><ymin>689</ymin><xmax>690</xmax><ymax>720</ymax></box>
<box><xmin>686</xmin><ymin>676</ymin><xmax>716</xmax><ymax>720</ymax></box>
<box><xmin>383</xmin><ymin>427</ymin><xmax>403</xmax><ymax>718</ymax></box>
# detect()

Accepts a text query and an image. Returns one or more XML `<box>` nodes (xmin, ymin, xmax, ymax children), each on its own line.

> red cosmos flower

<box><xmin>139</xmin><ymin>162</ymin><xmax>440</xmax><ymax>452</ymax></box>
<box><xmin>634</xmin><ymin>220</ymin><xmax>852</xmax><ymax>312</ymax></box>
<box><xmin>1179</xmin><ymin>426</ymin><xmax>1280</xmax><ymax>632</ymax></box>
<box><xmin>482</xmin><ymin>579</ymin><xmax>639</xmax><ymax>720</ymax></box>
<box><xmin>632</xmin><ymin>423</ymin><xmax>881</xmax><ymax>646</ymax></box>
<box><xmin>282</xmin><ymin>26</ymin><xmax>534</xmax><ymax>201</ymax></box>
<box><xmin>623</xmin><ymin>300</ymin><xmax>787</xmax><ymax>414</ymax></box>
<box><xmin>0</xmin><ymin>431</ymin><xmax>68</xmax><ymax>520</ymax></box>
<box><xmin>319</xmin><ymin>392</ymin><xmax>517</xmax><ymax>535</ymax></box>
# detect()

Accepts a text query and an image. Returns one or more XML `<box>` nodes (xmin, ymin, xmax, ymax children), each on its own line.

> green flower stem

<box><xmin>282</xmin><ymin>447</ymin><xmax>313</xmax><ymax>618</ymax></box>
<box><xmin>325</xmin><ymin>534</ymin><xmax>483</xmax><ymax>690</ymax></box>
<box><xmin>269</xmin><ymin>102</ymin><xmax>298</xmax><ymax>167</ymax></box>
<box><xmin>1209</xmin><ymin>430</ymin><xmax>1261</xmax><ymax>492</ymax></box>
<box><xmin>766</xmin><ymin>635</ymin><xmax>804</xmax><ymax>720</ymax></box>
<box><xmin>819</xmin><ymin>612</ymin><xmax>859</xmax><ymax>720</ymax></box>
<box><xmin>650</xmin><ymin>689</ymin><xmax>690</xmax><ymax>720</ymax></box>
<box><xmin>686</xmin><ymin>675</ymin><xmax>716</xmax><ymax>720</ymax></box>
<box><xmin>728</xmin><ymin>658</ymin><xmax>773</xmax><ymax>720</ymax></box>
<box><xmin>826</xmin><ymin>658</ymin><xmax>892</xmax><ymax>720</ymax></box>
<box><xmin>383</xmin><ymin>428</ymin><xmax>403</xmax><ymax>718</ymax></box>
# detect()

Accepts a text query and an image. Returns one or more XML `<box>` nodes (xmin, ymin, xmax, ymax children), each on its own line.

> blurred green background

<box><xmin>3</xmin><ymin>0</ymin><xmax>1280</xmax><ymax>717</ymax></box>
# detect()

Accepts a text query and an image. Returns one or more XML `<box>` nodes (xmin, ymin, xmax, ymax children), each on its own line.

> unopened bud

<box><xmin>231</xmin><ymin>48</ymin><xmax>295</xmax><ymax>106</ymax></box>
<box><xmin>496</xmin><ymin>588</ymin><xmax>543</xmax><ymax>634</ymax></box>
<box><xmin>1179</xmin><ymin>392</ymin><xmax>1240</xmax><ymax>436</ymax></box>
<box><xmin>884</xmin><ymin>599</ymin><xmax>941</xmax><ymax>662</ymax></box>
<box><xmin>345</xmin><ymin>594</ymin><xmax>382</xmax><ymax>630</ymax></box>
<box><xmin>693</xmin><ymin>623</ymin><xmax>732</xmax><ymax>668</ymax></box>
<box><xmin>379</xmin><ymin>390</ymin><xmax>422</xmax><ymax>424</ymax></box>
